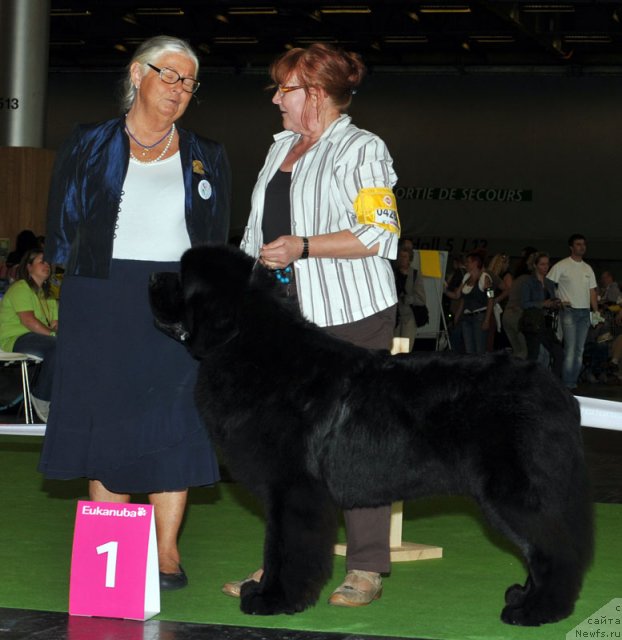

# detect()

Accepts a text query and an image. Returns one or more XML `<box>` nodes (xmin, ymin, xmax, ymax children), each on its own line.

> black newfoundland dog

<box><xmin>149</xmin><ymin>244</ymin><xmax>593</xmax><ymax>626</ymax></box>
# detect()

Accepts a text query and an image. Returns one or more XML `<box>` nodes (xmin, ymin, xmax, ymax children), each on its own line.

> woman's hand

<box><xmin>17</xmin><ymin>311</ymin><xmax>55</xmax><ymax>336</ymax></box>
<box><xmin>544</xmin><ymin>299</ymin><xmax>562</xmax><ymax>310</ymax></box>
<box><xmin>260</xmin><ymin>235</ymin><xmax>304</xmax><ymax>269</ymax></box>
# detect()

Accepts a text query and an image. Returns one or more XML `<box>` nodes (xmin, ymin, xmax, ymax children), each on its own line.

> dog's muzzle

<box><xmin>148</xmin><ymin>272</ymin><xmax>190</xmax><ymax>343</ymax></box>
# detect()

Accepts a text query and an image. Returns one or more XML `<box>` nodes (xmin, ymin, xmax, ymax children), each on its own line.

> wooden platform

<box><xmin>334</xmin><ymin>501</ymin><xmax>443</xmax><ymax>562</ymax></box>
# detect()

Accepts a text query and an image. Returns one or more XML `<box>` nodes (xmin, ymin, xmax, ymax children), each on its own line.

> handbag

<box><xmin>544</xmin><ymin>309</ymin><xmax>559</xmax><ymax>332</ymax></box>
<box><xmin>411</xmin><ymin>304</ymin><xmax>429</xmax><ymax>327</ymax></box>
<box><xmin>519</xmin><ymin>307</ymin><xmax>545</xmax><ymax>334</ymax></box>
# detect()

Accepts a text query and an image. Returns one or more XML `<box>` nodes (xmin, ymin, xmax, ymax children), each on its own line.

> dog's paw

<box><xmin>501</xmin><ymin>603</ymin><xmax>571</xmax><ymax>626</ymax></box>
<box><xmin>501</xmin><ymin>604</ymin><xmax>541</xmax><ymax>627</ymax></box>
<box><xmin>504</xmin><ymin>583</ymin><xmax>527</xmax><ymax>607</ymax></box>
<box><xmin>240</xmin><ymin>582</ymin><xmax>305</xmax><ymax>616</ymax></box>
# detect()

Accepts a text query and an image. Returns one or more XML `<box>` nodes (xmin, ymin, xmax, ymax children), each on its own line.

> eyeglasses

<box><xmin>277</xmin><ymin>84</ymin><xmax>304</xmax><ymax>96</ymax></box>
<box><xmin>147</xmin><ymin>63</ymin><xmax>200</xmax><ymax>94</ymax></box>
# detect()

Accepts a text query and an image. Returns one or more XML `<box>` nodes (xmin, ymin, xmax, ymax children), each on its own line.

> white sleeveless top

<box><xmin>113</xmin><ymin>152</ymin><xmax>191</xmax><ymax>261</ymax></box>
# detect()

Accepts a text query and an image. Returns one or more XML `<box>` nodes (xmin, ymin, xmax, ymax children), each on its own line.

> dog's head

<box><xmin>149</xmin><ymin>244</ymin><xmax>258</xmax><ymax>357</ymax></box>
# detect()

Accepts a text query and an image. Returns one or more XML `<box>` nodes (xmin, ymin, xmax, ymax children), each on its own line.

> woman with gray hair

<box><xmin>38</xmin><ymin>35</ymin><xmax>231</xmax><ymax>590</ymax></box>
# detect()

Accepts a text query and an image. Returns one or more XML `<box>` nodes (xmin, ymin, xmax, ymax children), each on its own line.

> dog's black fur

<box><xmin>150</xmin><ymin>244</ymin><xmax>593</xmax><ymax>626</ymax></box>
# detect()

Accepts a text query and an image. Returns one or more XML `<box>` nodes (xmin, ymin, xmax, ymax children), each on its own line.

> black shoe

<box><xmin>159</xmin><ymin>565</ymin><xmax>188</xmax><ymax>591</ymax></box>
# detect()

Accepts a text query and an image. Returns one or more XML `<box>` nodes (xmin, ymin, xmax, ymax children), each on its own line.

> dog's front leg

<box><xmin>240</xmin><ymin>480</ymin><xmax>337</xmax><ymax>615</ymax></box>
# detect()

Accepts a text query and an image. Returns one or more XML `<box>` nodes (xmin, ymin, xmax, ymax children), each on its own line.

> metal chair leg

<box><xmin>20</xmin><ymin>360</ymin><xmax>34</xmax><ymax>424</ymax></box>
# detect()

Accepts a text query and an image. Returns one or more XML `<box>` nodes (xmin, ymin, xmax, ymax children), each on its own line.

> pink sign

<box><xmin>69</xmin><ymin>500</ymin><xmax>159</xmax><ymax>620</ymax></box>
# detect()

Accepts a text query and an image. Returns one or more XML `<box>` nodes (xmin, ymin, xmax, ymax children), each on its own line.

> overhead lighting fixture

<box><xmin>521</xmin><ymin>4</ymin><xmax>575</xmax><ymax>12</ymax></box>
<box><xmin>212</xmin><ymin>37</ymin><xmax>259</xmax><ymax>44</ymax></box>
<box><xmin>320</xmin><ymin>6</ymin><xmax>371</xmax><ymax>14</ymax></box>
<box><xmin>419</xmin><ymin>4</ymin><xmax>471</xmax><ymax>13</ymax></box>
<box><xmin>408</xmin><ymin>11</ymin><xmax>420</xmax><ymax>22</ymax></box>
<box><xmin>295</xmin><ymin>36</ymin><xmax>359</xmax><ymax>45</ymax></box>
<box><xmin>50</xmin><ymin>9</ymin><xmax>92</xmax><ymax>17</ymax></box>
<box><xmin>215</xmin><ymin>14</ymin><xmax>229</xmax><ymax>23</ymax></box>
<box><xmin>470</xmin><ymin>35</ymin><xmax>516</xmax><ymax>43</ymax></box>
<box><xmin>228</xmin><ymin>6</ymin><xmax>277</xmax><ymax>15</ymax></box>
<box><xmin>563</xmin><ymin>34</ymin><xmax>612</xmax><ymax>43</ymax></box>
<box><xmin>384</xmin><ymin>35</ymin><xmax>429</xmax><ymax>43</ymax></box>
<box><xmin>296</xmin><ymin>36</ymin><xmax>337</xmax><ymax>44</ymax></box>
<box><xmin>135</xmin><ymin>8</ymin><xmax>184</xmax><ymax>16</ymax></box>
<box><xmin>114</xmin><ymin>44</ymin><xmax>128</xmax><ymax>52</ymax></box>
<box><xmin>122</xmin><ymin>13</ymin><xmax>137</xmax><ymax>25</ymax></box>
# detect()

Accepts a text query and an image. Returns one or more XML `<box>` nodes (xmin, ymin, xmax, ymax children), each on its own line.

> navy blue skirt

<box><xmin>38</xmin><ymin>259</ymin><xmax>220</xmax><ymax>493</ymax></box>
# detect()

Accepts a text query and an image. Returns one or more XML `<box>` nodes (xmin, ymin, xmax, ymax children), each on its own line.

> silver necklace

<box><xmin>125</xmin><ymin>123</ymin><xmax>172</xmax><ymax>155</ymax></box>
<box><xmin>129</xmin><ymin>123</ymin><xmax>176</xmax><ymax>164</ymax></box>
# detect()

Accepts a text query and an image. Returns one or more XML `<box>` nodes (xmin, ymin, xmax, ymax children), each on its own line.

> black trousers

<box><xmin>525</xmin><ymin>327</ymin><xmax>563</xmax><ymax>379</ymax></box>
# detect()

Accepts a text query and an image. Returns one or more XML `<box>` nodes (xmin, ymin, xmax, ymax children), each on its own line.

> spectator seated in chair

<box><xmin>0</xmin><ymin>250</ymin><xmax>58</xmax><ymax>422</ymax></box>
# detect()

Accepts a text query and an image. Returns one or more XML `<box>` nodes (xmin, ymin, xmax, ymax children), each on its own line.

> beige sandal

<box><xmin>328</xmin><ymin>570</ymin><xmax>383</xmax><ymax>607</ymax></box>
<box><xmin>221</xmin><ymin>568</ymin><xmax>264</xmax><ymax>598</ymax></box>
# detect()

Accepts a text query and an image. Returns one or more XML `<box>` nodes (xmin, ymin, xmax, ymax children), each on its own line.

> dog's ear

<box><xmin>180</xmin><ymin>245</ymin><xmax>254</xmax><ymax>358</ymax></box>
<box><xmin>148</xmin><ymin>272</ymin><xmax>190</xmax><ymax>343</ymax></box>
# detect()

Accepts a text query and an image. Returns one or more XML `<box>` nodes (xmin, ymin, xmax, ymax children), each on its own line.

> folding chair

<box><xmin>0</xmin><ymin>351</ymin><xmax>43</xmax><ymax>424</ymax></box>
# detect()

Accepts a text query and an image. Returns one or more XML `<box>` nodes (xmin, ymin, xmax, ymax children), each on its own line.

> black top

<box><xmin>394</xmin><ymin>270</ymin><xmax>408</xmax><ymax>297</ymax></box>
<box><xmin>262</xmin><ymin>170</ymin><xmax>292</xmax><ymax>244</ymax></box>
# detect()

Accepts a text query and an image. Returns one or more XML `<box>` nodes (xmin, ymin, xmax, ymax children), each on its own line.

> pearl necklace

<box><xmin>128</xmin><ymin>123</ymin><xmax>176</xmax><ymax>164</ymax></box>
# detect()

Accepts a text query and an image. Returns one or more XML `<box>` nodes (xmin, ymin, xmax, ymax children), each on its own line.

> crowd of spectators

<box><xmin>441</xmin><ymin>235</ymin><xmax>622</xmax><ymax>388</ymax></box>
<box><xmin>3</xmin><ymin>228</ymin><xmax>621</xmax><ymax>427</ymax></box>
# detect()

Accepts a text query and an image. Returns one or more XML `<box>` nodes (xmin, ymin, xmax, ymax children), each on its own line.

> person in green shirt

<box><xmin>0</xmin><ymin>250</ymin><xmax>58</xmax><ymax>421</ymax></box>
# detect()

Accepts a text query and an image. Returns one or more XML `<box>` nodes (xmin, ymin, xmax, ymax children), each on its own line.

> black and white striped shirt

<box><xmin>241</xmin><ymin>115</ymin><xmax>399</xmax><ymax>327</ymax></box>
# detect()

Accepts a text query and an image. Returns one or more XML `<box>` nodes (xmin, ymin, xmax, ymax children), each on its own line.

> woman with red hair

<box><xmin>228</xmin><ymin>43</ymin><xmax>400</xmax><ymax>608</ymax></box>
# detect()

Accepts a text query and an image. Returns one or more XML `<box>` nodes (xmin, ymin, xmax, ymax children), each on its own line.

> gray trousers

<box><xmin>502</xmin><ymin>306</ymin><xmax>527</xmax><ymax>359</ymax></box>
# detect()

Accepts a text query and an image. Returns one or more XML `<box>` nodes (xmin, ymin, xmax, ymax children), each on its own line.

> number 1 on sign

<box><xmin>96</xmin><ymin>541</ymin><xmax>118</xmax><ymax>588</ymax></box>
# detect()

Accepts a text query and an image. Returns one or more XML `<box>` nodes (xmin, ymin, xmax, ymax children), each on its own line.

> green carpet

<box><xmin>1</xmin><ymin>435</ymin><xmax>620</xmax><ymax>640</ymax></box>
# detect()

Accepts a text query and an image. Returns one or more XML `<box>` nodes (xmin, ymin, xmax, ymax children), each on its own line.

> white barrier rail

<box><xmin>575</xmin><ymin>395</ymin><xmax>622</xmax><ymax>431</ymax></box>
<box><xmin>1</xmin><ymin>395</ymin><xmax>621</xmax><ymax>437</ymax></box>
<box><xmin>0</xmin><ymin>424</ymin><xmax>46</xmax><ymax>436</ymax></box>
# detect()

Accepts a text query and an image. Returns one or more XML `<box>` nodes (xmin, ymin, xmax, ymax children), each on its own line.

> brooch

<box><xmin>192</xmin><ymin>160</ymin><xmax>205</xmax><ymax>175</ymax></box>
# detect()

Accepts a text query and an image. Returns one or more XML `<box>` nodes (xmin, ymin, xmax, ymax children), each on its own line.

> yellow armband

<box><xmin>353</xmin><ymin>187</ymin><xmax>400</xmax><ymax>234</ymax></box>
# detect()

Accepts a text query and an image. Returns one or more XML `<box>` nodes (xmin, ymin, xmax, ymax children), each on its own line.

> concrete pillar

<box><xmin>0</xmin><ymin>0</ymin><xmax>50</xmax><ymax>147</ymax></box>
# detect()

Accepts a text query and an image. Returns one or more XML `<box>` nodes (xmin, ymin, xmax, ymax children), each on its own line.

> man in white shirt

<box><xmin>547</xmin><ymin>234</ymin><xmax>598</xmax><ymax>389</ymax></box>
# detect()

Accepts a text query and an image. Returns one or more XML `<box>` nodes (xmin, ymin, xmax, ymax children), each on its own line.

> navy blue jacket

<box><xmin>522</xmin><ymin>275</ymin><xmax>557</xmax><ymax>309</ymax></box>
<box><xmin>45</xmin><ymin>117</ymin><xmax>231</xmax><ymax>277</ymax></box>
